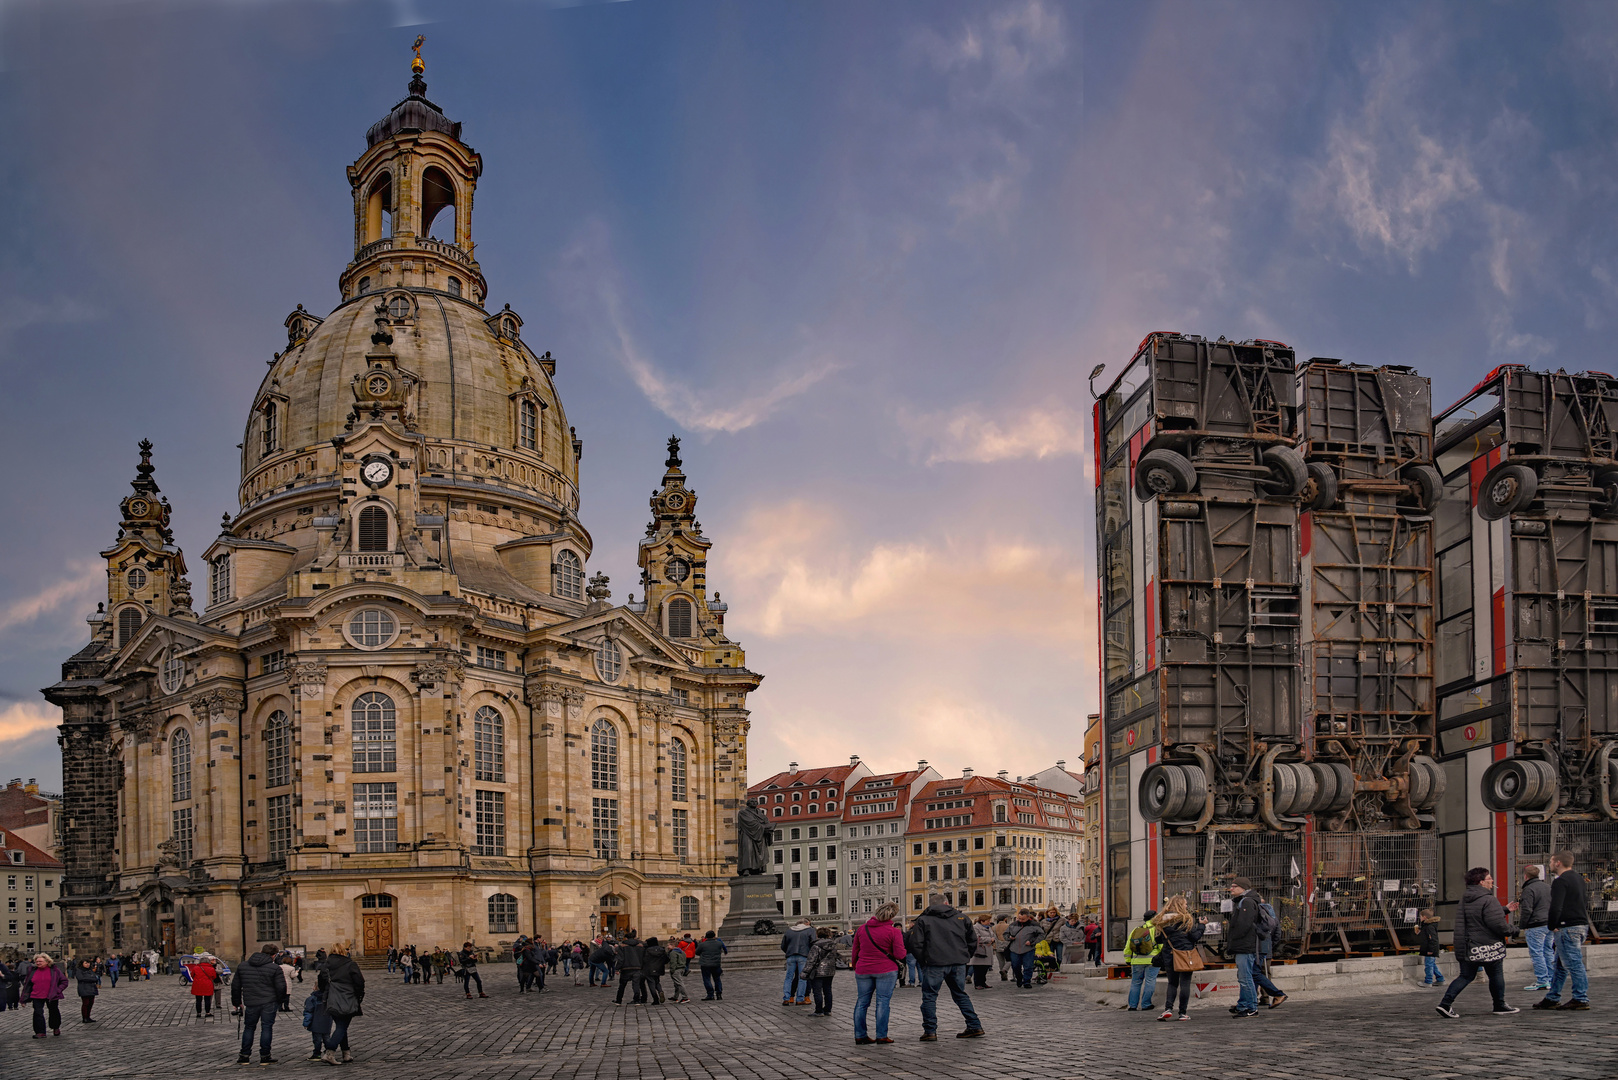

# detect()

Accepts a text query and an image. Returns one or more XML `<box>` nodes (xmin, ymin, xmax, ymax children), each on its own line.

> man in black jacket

<box><xmin>458</xmin><ymin>942</ymin><xmax>487</xmax><ymax>999</ymax></box>
<box><xmin>907</xmin><ymin>893</ymin><xmax>984</xmax><ymax>1041</ymax></box>
<box><xmin>230</xmin><ymin>945</ymin><xmax>289</xmax><ymax>1065</ymax></box>
<box><xmin>1536</xmin><ymin>851</ymin><xmax>1590</xmax><ymax>1010</ymax></box>
<box><xmin>614</xmin><ymin>932</ymin><xmax>648</xmax><ymax>1006</ymax></box>
<box><xmin>1226</xmin><ymin>879</ymin><xmax>1264</xmax><ymax>1018</ymax></box>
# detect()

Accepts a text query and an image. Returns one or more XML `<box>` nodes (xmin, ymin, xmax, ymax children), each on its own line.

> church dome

<box><xmin>365</xmin><ymin>74</ymin><xmax>463</xmax><ymax>147</ymax></box>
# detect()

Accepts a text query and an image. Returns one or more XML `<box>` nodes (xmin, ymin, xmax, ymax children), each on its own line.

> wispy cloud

<box><xmin>0</xmin><ymin>700</ymin><xmax>60</xmax><ymax>743</ymax></box>
<box><xmin>0</xmin><ymin>563</ymin><xmax>101</xmax><ymax>636</ymax></box>
<box><xmin>0</xmin><ymin>295</ymin><xmax>100</xmax><ymax>342</ymax></box>
<box><xmin>559</xmin><ymin>221</ymin><xmax>840</xmax><ymax>433</ymax></box>
<box><xmin>901</xmin><ymin>404</ymin><xmax>1088</xmax><ymax>465</ymax></box>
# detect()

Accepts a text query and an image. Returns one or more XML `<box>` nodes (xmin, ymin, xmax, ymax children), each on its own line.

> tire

<box><xmin>1259</xmin><ymin>446</ymin><xmax>1309</xmax><ymax>497</ymax></box>
<box><xmin>1407</xmin><ymin>760</ymin><xmax>1431</xmax><ymax>808</ymax></box>
<box><xmin>1272</xmin><ymin>761</ymin><xmax>1298</xmax><ymax>816</ymax></box>
<box><xmin>1140</xmin><ymin>764</ymin><xmax>1187</xmax><ymax>822</ymax></box>
<box><xmin>1481</xmin><ymin>758</ymin><xmax>1554</xmax><ymax>811</ymax></box>
<box><xmin>1325</xmin><ymin>763</ymin><xmax>1356</xmax><ymax>812</ymax></box>
<box><xmin>1596</xmin><ymin>466</ymin><xmax>1618</xmax><ymax>518</ymax></box>
<box><xmin>1135</xmin><ymin>449</ymin><xmax>1198</xmax><ymax>500</ymax></box>
<box><xmin>1415</xmin><ymin>757</ymin><xmax>1445</xmax><ymax>809</ymax></box>
<box><xmin>1179</xmin><ymin>764</ymin><xmax>1209</xmax><ymax>820</ymax></box>
<box><xmin>1282</xmin><ymin>763</ymin><xmax>1317</xmax><ymax>817</ymax></box>
<box><xmin>1304</xmin><ymin>461</ymin><xmax>1338</xmax><ymax>511</ymax></box>
<box><xmin>1478</xmin><ymin>463</ymin><xmax>1538</xmax><ymax>521</ymax></box>
<box><xmin>1401</xmin><ymin>464</ymin><xmax>1442</xmax><ymax>513</ymax></box>
<box><xmin>1308</xmin><ymin>762</ymin><xmax>1338</xmax><ymax>814</ymax></box>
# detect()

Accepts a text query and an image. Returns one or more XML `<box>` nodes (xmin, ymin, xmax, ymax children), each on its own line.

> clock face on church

<box><xmin>367</xmin><ymin>374</ymin><xmax>391</xmax><ymax>397</ymax></box>
<box><xmin>128</xmin><ymin>499</ymin><xmax>150</xmax><ymax>518</ymax></box>
<box><xmin>361</xmin><ymin>458</ymin><xmax>393</xmax><ymax>487</ymax></box>
<box><xmin>665</xmin><ymin>492</ymin><xmax>686</xmax><ymax>510</ymax></box>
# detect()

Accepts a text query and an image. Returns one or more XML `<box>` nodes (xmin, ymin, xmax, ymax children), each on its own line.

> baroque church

<box><xmin>44</xmin><ymin>53</ymin><xmax>761</xmax><ymax>960</ymax></box>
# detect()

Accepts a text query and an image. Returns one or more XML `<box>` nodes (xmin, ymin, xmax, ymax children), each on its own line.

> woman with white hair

<box><xmin>19</xmin><ymin>953</ymin><xmax>68</xmax><ymax>1038</ymax></box>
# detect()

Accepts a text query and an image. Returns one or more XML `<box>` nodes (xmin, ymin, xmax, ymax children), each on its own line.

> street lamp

<box><xmin>1087</xmin><ymin>363</ymin><xmax>1108</xmax><ymax>399</ymax></box>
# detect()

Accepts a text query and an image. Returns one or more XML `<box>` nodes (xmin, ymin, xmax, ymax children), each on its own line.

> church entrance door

<box><xmin>362</xmin><ymin>913</ymin><xmax>394</xmax><ymax>955</ymax></box>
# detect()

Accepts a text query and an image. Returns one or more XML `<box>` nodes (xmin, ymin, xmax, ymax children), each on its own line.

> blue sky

<box><xmin>2</xmin><ymin>0</ymin><xmax>1616</xmax><ymax>790</ymax></box>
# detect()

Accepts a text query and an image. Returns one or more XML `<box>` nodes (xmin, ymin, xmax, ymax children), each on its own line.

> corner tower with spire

<box><xmin>44</xmin><ymin>44</ymin><xmax>763</xmax><ymax>961</ymax></box>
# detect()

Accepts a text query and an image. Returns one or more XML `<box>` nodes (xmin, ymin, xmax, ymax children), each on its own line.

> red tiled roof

<box><xmin>842</xmin><ymin>769</ymin><xmax>925</xmax><ymax>823</ymax></box>
<box><xmin>0</xmin><ymin>829</ymin><xmax>62</xmax><ymax>868</ymax></box>
<box><xmin>907</xmin><ymin>775</ymin><xmax>1084</xmax><ymax>835</ymax></box>
<box><xmin>749</xmin><ymin>763</ymin><xmax>859</xmax><ymax>824</ymax></box>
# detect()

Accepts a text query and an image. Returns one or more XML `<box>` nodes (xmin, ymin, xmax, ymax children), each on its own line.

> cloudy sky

<box><xmin>2</xmin><ymin>0</ymin><xmax>1615</xmax><ymax>790</ymax></box>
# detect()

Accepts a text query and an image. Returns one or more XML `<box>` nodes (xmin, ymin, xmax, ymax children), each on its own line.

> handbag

<box><xmin>324</xmin><ymin>974</ymin><xmax>360</xmax><ymax>1019</ymax></box>
<box><xmin>1172</xmin><ymin>947</ymin><xmax>1205</xmax><ymax>972</ymax></box>
<box><xmin>1466</xmin><ymin>941</ymin><xmax>1506</xmax><ymax>963</ymax></box>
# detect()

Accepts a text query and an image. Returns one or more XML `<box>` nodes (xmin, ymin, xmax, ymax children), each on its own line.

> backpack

<box><xmin>1256</xmin><ymin>902</ymin><xmax>1278</xmax><ymax>940</ymax></box>
<box><xmin>1127</xmin><ymin>923</ymin><xmax>1157</xmax><ymax>956</ymax></box>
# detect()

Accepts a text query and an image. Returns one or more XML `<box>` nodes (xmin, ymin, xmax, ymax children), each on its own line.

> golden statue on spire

<box><xmin>412</xmin><ymin>35</ymin><xmax>426</xmax><ymax>75</ymax></box>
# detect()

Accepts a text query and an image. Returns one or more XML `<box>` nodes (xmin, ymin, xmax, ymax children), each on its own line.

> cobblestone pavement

<box><xmin>3</xmin><ymin>966</ymin><xmax>1616</xmax><ymax>1080</ymax></box>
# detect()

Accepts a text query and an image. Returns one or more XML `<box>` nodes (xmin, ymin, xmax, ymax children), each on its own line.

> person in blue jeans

<box><xmin>1535</xmin><ymin>852</ymin><xmax>1591</xmax><ymax>1010</ymax></box>
<box><xmin>1417</xmin><ymin>912</ymin><xmax>1445</xmax><ymax>985</ymax></box>
<box><xmin>908</xmin><ymin>893</ymin><xmax>985</xmax><ymax>1040</ymax></box>
<box><xmin>1124</xmin><ymin>910</ymin><xmax>1162</xmax><ymax>1009</ymax></box>
<box><xmin>851</xmin><ymin>903</ymin><xmax>907</xmax><ymax>1044</ymax></box>
<box><xmin>1517</xmin><ymin>865</ymin><xmax>1553</xmax><ymax>990</ymax></box>
<box><xmin>780</xmin><ymin>918</ymin><xmax>815</xmax><ymax>1004</ymax></box>
<box><xmin>1002</xmin><ymin>909</ymin><xmax>1045</xmax><ymax>989</ymax></box>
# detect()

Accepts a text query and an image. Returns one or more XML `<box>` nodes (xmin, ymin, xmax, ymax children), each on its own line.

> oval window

<box><xmin>348</xmin><ymin>608</ymin><xmax>397</xmax><ymax>649</ymax></box>
<box><xmin>127</xmin><ymin>568</ymin><xmax>148</xmax><ymax>592</ymax></box>
<box><xmin>596</xmin><ymin>638</ymin><xmax>623</xmax><ymax>683</ymax></box>
<box><xmin>160</xmin><ymin>651</ymin><xmax>186</xmax><ymax>694</ymax></box>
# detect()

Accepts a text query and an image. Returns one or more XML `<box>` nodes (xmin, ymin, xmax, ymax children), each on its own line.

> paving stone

<box><xmin>3</xmin><ymin>968</ymin><xmax>1615</xmax><ymax>1078</ymax></box>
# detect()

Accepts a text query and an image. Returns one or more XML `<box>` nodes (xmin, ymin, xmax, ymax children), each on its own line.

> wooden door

<box><xmin>160</xmin><ymin>922</ymin><xmax>175</xmax><ymax>957</ymax></box>
<box><xmin>362</xmin><ymin>913</ymin><xmax>394</xmax><ymax>955</ymax></box>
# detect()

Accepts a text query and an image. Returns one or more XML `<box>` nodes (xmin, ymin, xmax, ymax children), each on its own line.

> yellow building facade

<box><xmin>46</xmin><ymin>58</ymin><xmax>760</xmax><ymax>961</ymax></box>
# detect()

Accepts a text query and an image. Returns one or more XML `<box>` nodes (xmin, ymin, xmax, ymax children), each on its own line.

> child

<box><xmin>1417</xmin><ymin>911</ymin><xmax>1445</xmax><ymax>986</ymax></box>
<box><xmin>302</xmin><ymin>987</ymin><xmax>332</xmax><ymax>1061</ymax></box>
<box><xmin>1032</xmin><ymin>937</ymin><xmax>1059</xmax><ymax>985</ymax></box>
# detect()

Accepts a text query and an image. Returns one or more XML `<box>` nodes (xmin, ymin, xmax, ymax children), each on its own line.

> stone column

<box><xmin>291</xmin><ymin>663</ymin><xmax>329</xmax><ymax>860</ymax></box>
<box><xmin>189</xmin><ymin>688</ymin><xmax>246</xmax><ymax>872</ymax></box>
<box><xmin>412</xmin><ymin>656</ymin><xmax>464</xmax><ymax>859</ymax></box>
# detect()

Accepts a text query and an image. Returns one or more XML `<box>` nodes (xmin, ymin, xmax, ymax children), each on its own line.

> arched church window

<box><xmin>669</xmin><ymin>738</ymin><xmax>687</xmax><ymax>802</ymax></box>
<box><xmin>262</xmin><ymin>400</ymin><xmax>279</xmax><ymax>457</ymax></box>
<box><xmin>357</xmin><ymin>276</ymin><xmax>371</xmax><ymax>295</ymax></box>
<box><xmin>171</xmin><ymin>727</ymin><xmax>192</xmax><ymax>803</ymax></box>
<box><xmin>117</xmin><ymin>606</ymin><xmax>143</xmax><ymax>647</ymax></box>
<box><xmin>554</xmin><ymin>550</ymin><xmax>583</xmax><ymax>601</ymax></box>
<box><xmin>387</xmin><ymin>295</ymin><xmax>412</xmax><ymax>321</ymax></box>
<box><xmin>591</xmin><ymin>719</ymin><xmax>618</xmax><ymax>791</ymax></box>
<box><xmin>519</xmin><ymin>399</ymin><xmax>538</xmax><ymax>451</ymax></box>
<box><xmin>474</xmin><ymin>706</ymin><xmax>504</xmax><ymax>783</ymax></box>
<box><xmin>488</xmin><ymin>893</ymin><xmax>518</xmax><ymax>933</ymax></box>
<box><xmin>365</xmin><ymin>172</ymin><xmax>393</xmax><ymax>243</ymax></box>
<box><xmin>351</xmin><ymin>691</ymin><xmax>396</xmax><ymax>773</ymax></box>
<box><xmin>357</xmin><ymin>507</ymin><xmax>389</xmax><ymax>552</ymax></box>
<box><xmin>502</xmin><ymin>317</ymin><xmax>517</xmax><ymax>339</ymax></box>
<box><xmin>447</xmin><ymin>277</ymin><xmax>462</xmax><ymax>298</ymax></box>
<box><xmin>667</xmin><ymin>598</ymin><xmax>693</xmax><ymax>638</ymax></box>
<box><xmin>422</xmin><ymin>166</ymin><xmax>456</xmax><ymax>240</ymax></box>
<box><xmin>265</xmin><ymin>710</ymin><xmax>292</xmax><ymax>788</ymax></box>
<box><xmin>210</xmin><ymin>554</ymin><xmax>232</xmax><ymax>607</ymax></box>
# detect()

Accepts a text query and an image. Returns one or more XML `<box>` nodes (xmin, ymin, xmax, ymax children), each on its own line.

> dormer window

<box><xmin>519</xmin><ymin>399</ymin><xmax>539</xmax><ymax>451</ymax></box>
<box><xmin>261</xmin><ymin>401</ymin><xmax>279</xmax><ymax>457</ymax></box>
<box><xmin>210</xmin><ymin>555</ymin><xmax>232</xmax><ymax>607</ymax></box>
<box><xmin>554</xmin><ymin>550</ymin><xmax>584</xmax><ymax>601</ymax></box>
<box><xmin>502</xmin><ymin>317</ymin><xmax>518</xmax><ymax>339</ymax></box>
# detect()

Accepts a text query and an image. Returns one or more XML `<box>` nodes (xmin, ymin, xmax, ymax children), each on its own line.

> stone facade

<box><xmin>44</xmin><ymin>56</ymin><xmax>760</xmax><ymax>961</ymax></box>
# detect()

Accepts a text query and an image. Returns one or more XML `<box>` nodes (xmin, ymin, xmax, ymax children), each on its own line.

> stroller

<box><xmin>1032</xmin><ymin>939</ymin><xmax>1059</xmax><ymax>985</ymax></box>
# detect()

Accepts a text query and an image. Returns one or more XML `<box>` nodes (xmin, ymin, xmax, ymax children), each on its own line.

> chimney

<box><xmin>5</xmin><ymin>779</ymin><xmax>19</xmax><ymax>790</ymax></box>
<box><xmin>1056</xmin><ymin>759</ymin><xmax>1066</xmax><ymax>770</ymax></box>
<box><xmin>849</xmin><ymin>754</ymin><xmax>860</xmax><ymax>766</ymax></box>
<box><xmin>961</xmin><ymin>767</ymin><xmax>974</xmax><ymax>779</ymax></box>
<box><xmin>24</xmin><ymin>779</ymin><xmax>37</xmax><ymax>794</ymax></box>
<box><xmin>996</xmin><ymin>770</ymin><xmax>1008</xmax><ymax>780</ymax></box>
<box><xmin>917</xmin><ymin>760</ymin><xmax>928</xmax><ymax>770</ymax></box>
<box><xmin>787</xmin><ymin>762</ymin><xmax>799</xmax><ymax>774</ymax></box>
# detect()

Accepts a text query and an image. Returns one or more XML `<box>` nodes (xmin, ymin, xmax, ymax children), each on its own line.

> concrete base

<box><xmin>717</xmin><ymin>875</ymin><xmax>787</xmax><ymax>971</ymax></box>
<box><xmin>1082</xmin><ymin>942</ymin><xmax>1618</xmax><ymax>999</ymax></box>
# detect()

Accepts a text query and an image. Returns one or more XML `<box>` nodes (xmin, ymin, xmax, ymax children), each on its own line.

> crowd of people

<box><xmin>4</xmin><ymin>853</ymin><xmax>1599</xmax><ymax>1057</ymax></box>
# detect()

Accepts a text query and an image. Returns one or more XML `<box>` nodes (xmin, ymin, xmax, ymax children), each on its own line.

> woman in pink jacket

<box><xmin>849</xmin><ymin>902</ymin><xmax>907</xmax><ymax>1045</ymax></box>
<box><xmin>19</xmin><ymin>953</ymin><xmax>68</xmax><ymax>1038</ymax></box>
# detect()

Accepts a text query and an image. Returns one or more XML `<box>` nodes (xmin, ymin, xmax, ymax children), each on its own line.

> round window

<box><xmin>160</xmin><ymin>651</ymin><xmax>185</xmax><ymax>694</ymax></box>
<box><xmin>127</xmin><ymin>568</ymin><xmax>148</xmax><ymax>592</ymax></box>
<box><xmin>348</xmin><ymin>608</ymin><xmax>398</xmax><ymax>649</ymax></box>
<box><xmin>596</xmin><ymin>638</ymin><xmax>623</xmax><ymax>684</ymax></box>
<box><xmin>387</xmin><ymin>295</ymin><xmax>412</xmax><ymax>320</ymax></box>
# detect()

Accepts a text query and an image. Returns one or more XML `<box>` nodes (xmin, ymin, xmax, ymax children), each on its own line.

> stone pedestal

<box><xmin>717</xmin><ymin>875</ymin><xmax>786</xmax><ymax>970</ymax></box>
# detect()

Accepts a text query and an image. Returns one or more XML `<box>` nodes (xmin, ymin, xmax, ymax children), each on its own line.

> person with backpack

<box><xmin>316</xmin><ymin>943</ymin><xmax>365</xmax><ymax>1064</ymax></box>
<box><xmin>1253</xmin><ymin>892</ymin><xmax>1287</xmax><ymax>1009</ymax></box>
<box><xmin>850</xmin><ymin>901</ymin><xmax>907</xmax><ymax>1045</ymax></box>
<box><xmin>1123</xmin><ymin>909</ymin><xmax>1163</xmax><ymax>1011</ymax></box>
<box><xmin>805</xmin><ymin>926</ymin><xmax>841</xmax><ymax>1016</ymax></box>
<box><xmin>1226</xmin><ymin>879</ymin><xmax>1286</xmax><ymax>1016</ymax></box>
<box><xmin>780</xmin><ymin>918</ymin><xmax>815</xmax><ymax>1005</ymax></box>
